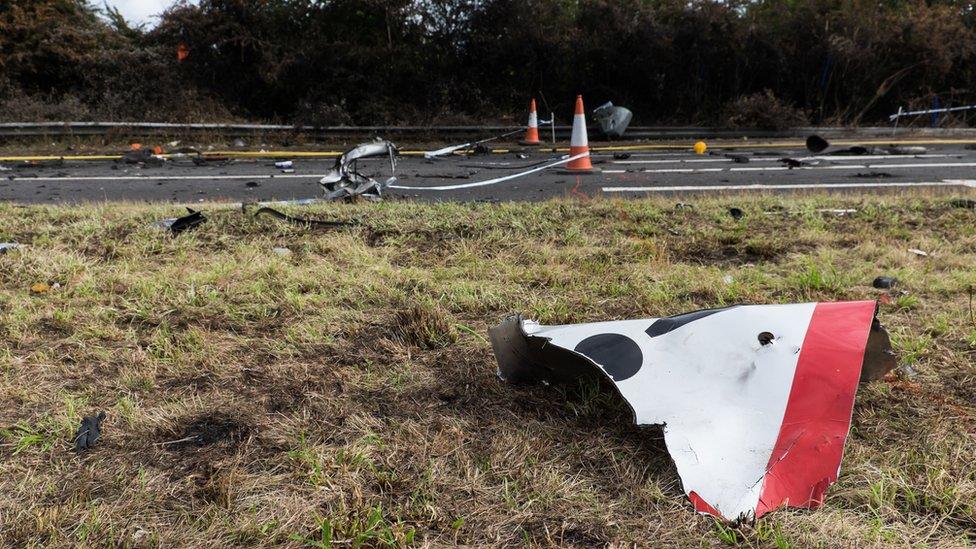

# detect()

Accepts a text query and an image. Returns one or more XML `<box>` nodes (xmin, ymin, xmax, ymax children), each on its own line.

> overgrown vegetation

<box><xmin>0</xmin><ymin>195</ymin><xmax>974</xmax><ymax>546</ymax></box>
<box><xmin>1</xmin><ymin>0</ymin><xmax>975</xmax><ymax>126</ymax></box>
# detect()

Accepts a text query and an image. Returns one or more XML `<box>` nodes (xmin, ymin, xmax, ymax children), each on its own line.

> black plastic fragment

<box><xmin>872</xmin><ymin>276</ymin><xmax>897</xmax><ymax>289</ymax></box>
<box><xmin>830</xmin><ymin>146</ymin><xmax>870</xmax><ymax>155</ymax></box>
<box><xmin>806</xmin><ymin>135</ymin><xmax>830</xmax><ymax>153</ymax></box>
<box><xmin>74</xmin><ymin>412</ymin><xmax>106</xmax><ymax>452</ymax></box>
<box><xmin>170</xmin><ymin>208</ymin><xmax>207</xmax><ymax>234</ymax></box>
<box><xmin>854</xmin><ymin>172</ymin><xmax>893</xmax><ymax>179</ymax></box>
<box><xmin>950</xmin><ymin>198</ymin><xmax>976</xmax><ymax>209</ymax></box>
<box><xmin>471</xmin><ymin>144</ymin><xmax>492</xmax><ymax>156</ymax></box>
<box><xmin>728</xmin><ymin>207</ymin><xmax>744</xmax><ymax>220</ymax></box>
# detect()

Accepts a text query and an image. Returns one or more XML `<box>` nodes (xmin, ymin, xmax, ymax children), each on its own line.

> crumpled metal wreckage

<box><xmin>593</xmin><ymin>101</ymin><xmax>634</xmax><ymax>138</ymax></box>
<box><xmin>319</xmin><ymin>140</ymin><xmax>398</xmax><ymax>201</ymax></box>
<box><xmin>490</xmin><ymin>301</ymin><xmax>896</xmax><ymax>521</ymax></box>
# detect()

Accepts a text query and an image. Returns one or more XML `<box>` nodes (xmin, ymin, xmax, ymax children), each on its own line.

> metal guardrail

<box><xmin>890</xmin><ymin>105</ymin><xmax>976</xmax><ymax>122</ymax></box>
<box><xmin>0</xmin><ymin>122</ymin><xmax>974</xmax><ymax>140</ymax></box>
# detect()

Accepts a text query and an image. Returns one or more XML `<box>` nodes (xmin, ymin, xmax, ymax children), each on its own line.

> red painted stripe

<box><xmin>754</xmin><ymin>301</ymin><xmax>876</xmax><ymax>517</ymax></box>
<box><xmin>689</xmin><ymin>491</ymin><xmax>721</xmax><ymax>517</ymax></box>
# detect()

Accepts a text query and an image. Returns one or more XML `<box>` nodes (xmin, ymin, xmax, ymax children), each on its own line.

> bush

<box><xmin>1</xmin><ymin>0</ymin><xmax>975</xmax><ymax>126</ymax></box>
<box><xmin>723</xmin><ymin>90</ymin><xmax>810</xmax><ymax>130</ymax></box>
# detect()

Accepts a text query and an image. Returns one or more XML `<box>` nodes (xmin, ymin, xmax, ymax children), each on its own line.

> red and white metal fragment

<box><xmin>491</xmin><ymin>301</ymin><xmax>882</xmax><ymax>520</ymax></box>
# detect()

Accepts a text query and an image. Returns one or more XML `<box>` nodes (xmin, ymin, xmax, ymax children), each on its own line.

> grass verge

<box><xmin>1</xmin><ymin>194</ymin><xmax>974</xmax><ymax>547</ymax></box>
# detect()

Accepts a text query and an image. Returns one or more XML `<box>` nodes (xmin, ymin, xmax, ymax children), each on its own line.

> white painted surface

<box><xmin>522</xmin><ymin>303</ymin><xmax>817</xmax><ymax>519</ymax></box>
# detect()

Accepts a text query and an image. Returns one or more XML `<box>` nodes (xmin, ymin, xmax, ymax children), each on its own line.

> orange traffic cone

<box><xmin>520</xmin><ymin>99</ymin><xmax>542</xmax><ymax>146</ymax></box>
<box><xmin>563</xmin><ymin>95</ymin><xmax>595</xmax><ymax>173</ymax></box>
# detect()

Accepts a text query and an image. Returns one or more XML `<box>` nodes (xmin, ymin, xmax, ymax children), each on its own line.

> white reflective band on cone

<box><xmin>571</xmin><ymin>113</ymin><xmax>588</xmax><ymax>147</ymax></box>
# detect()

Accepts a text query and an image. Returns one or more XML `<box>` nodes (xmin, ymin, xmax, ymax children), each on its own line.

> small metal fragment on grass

<box><xmin>155</xmin><ymin>436</ymin><xmax>197</xmax><ymax>446</ymax></box>
<box><xmin>74</xmin><ymin>412</ymin><xmax>106</xmax><ymax>452</ymax></box>
<box><xmin>251</xmin><ymin>206</ymin><xmax>355</xmax><ymax>230</ymax></box>
<box><xmin>908</xmin><ymin>248</ymin><xmax>929</xmax><ymax>257</ymax></box>
<box><xmin>490</xmin><ymin>301</ymin><xmax>895</xmax><ymax>521</ymax></box>
<box><xmin>0</xmin><ymin>242</ymin><xmax>20</xmax><ymax>254</ymax></box>
<box><xmin>897</xmin><ymin>364</ymin><xmax>918</xmax><ymax>379</ymax></box>
<box><xmin>272</xmin><ymin>247</ymin><xmax>292</xmax><ymax>256</ymax></box>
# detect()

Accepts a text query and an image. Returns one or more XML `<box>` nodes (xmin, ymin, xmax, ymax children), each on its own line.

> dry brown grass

<box><xmin>0</xmin><ymin>194</ymin><xmax>974</xmax><ymax>547</ymax></box>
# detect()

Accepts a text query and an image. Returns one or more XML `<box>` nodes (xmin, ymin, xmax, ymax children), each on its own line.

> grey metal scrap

<box><xmin>319</xmin><ymin>140</ymin><xmax>398</xmax><ymax>201</ymax></box>
<box><xmin>593</xmin><ymin>102</ymin><xmax>633</xmax><ymax>138</ymax></box>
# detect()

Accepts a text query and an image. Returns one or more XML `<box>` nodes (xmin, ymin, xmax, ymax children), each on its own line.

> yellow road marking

<box><xmin>1</xmin><ymin>138</ymin><xmax>974</xmax><ymax>162</ymax></box>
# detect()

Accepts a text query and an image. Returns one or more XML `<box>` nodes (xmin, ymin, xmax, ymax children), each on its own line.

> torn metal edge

<box><xmin>319</xmin><ymin>140</ymin><xmax>399</xmax><ymax>200</ymax></box>
<box><xmin>489</xmin><ymin>302</ymin><xmax>895</xmax><ymax>521</ymax></box>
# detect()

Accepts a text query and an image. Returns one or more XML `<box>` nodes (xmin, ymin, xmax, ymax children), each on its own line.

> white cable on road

<box><xmin>388</xmin><ymin>153</ymin><xmax>588</xmax><ymax>191</ymax></box>
<box><xmin>602</xmin><ymin>180</ymin><xmax>976</xmax><ymax>193</ymax></box>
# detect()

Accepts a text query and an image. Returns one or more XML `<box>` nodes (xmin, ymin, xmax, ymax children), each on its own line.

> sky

<box><xmin>103</xmin><ymin>0</ymin><xmax>195</xmax><ymax>26</ymax></box>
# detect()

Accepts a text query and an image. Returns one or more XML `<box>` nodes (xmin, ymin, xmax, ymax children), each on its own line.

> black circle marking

<box><xmin>758</xmin><ymin>331</ymin><xmax>774</xmax><ymax>346</ymax></box>
<box><xmin>574</xmin><ymin>333</ymin><xmax>643</xmax><ymax>382</ymax></box>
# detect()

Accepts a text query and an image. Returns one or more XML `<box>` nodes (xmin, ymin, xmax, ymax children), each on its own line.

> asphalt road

<box><xmin>1</xmin><ymin>142</ymin><xmax>975</xmax><ymax>204</ymax></box>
